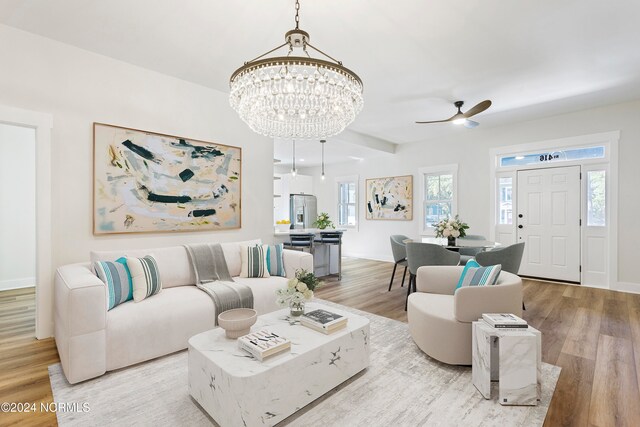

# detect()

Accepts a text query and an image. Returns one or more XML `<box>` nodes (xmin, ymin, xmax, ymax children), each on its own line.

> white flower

<box><xmin>447</xmin><ymin>225</ymin><xmax>453</xmax><ymax>230</ymax></box>
<box><xmin>452</xmin><ymin>230</ymin><xmax>460</xmax><ymax>238</ymax></box>
<box><xmin>303</xmin><ymin>290</ymin><xmax>313</xmax><ymax>300</ymax></box>
<box><xmin>296</xmin><ymin>282</ymin><xmax>308</xmax><ymax>292</ymax></box>
<box><xmin>288</xmin><ymin>278</ymin><xmax>298</xmax><ymax>289</ymax></box>
<box><xmin>443</xmin><ymin>229</ymin><xmax>451</xmax><ymax>237</ymax></box>
<box><xmin>448</xmin><ymin>218</ymin><xmax>453</xmax><ymax>225</ymax></box>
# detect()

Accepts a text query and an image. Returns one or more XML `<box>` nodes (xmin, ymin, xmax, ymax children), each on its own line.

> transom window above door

<box><xmin>419</xmin><ymin>165</ymin><xmax>458</xmax><ymax>234</ymax></box>
<box><xmin>499</xmin><ymin>145</ymin><xmax>605</xmax><ymax>167</ymax></box>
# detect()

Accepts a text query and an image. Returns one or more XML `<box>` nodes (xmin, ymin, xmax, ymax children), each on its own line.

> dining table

<box><xmin>404</xmin><ymin>237</ymin><xmax>502</xmax><ymax>251</ymax></box>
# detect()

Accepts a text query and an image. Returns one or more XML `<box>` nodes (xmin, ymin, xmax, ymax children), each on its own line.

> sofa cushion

<box><xmin>91</xmin><ymin>246</ymin><xmax>195</xmax><ymax>289</ymax></box>
<box><xmin>233</xmin><ymin>276</ymin><xmax>287</xmax><ymax>315</ymax></box>
<box><xmin>456</xmin><ymin>259</ymin><xmax>480</xmax><ymax>289</ymax></box>
<box><xmin>106</xmin><ymin>286</ymin><xmax>216</xmax><ymax>370</ymax></box>
<box><xmin>458</xmin><ymin>264</ymin><xmax>501</xmax><ymax>288</ymax></box>
<box><xmin>126</xmin><ymin>255</ymin><xmax>162</xmax><ymax>302</ymax></box>
<box><xmin>240</xmin><ymin>244</ymin><xmax>270</xmax><ymax>278</ymax></box>
<box><xmin>94</xmin><ymin>257</ymin><xmax>133</xmax><ymax>310</ymax></box>
<box><xmin>266</xmin><ymin>243</ymin><xmax>286</xmax><ymax>277</ymax></box>
<box><xmin>220</xmin><ymin>239</ymin><xmax>262</xmax><ymax>277</ymax></box>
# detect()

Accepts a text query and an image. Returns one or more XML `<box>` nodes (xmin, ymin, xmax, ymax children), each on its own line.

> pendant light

<box><xmin>229</xmin><ymin>0</ymin><xmax>363</xmax><ymax>139</ymax></box>
<box><xmin>320</xmin><ymin>139</ymin><xmax>326</xmax><ymax>180</ymax></box>
<box><xmin>291</xmin><ymin>140</ymin><xmax>297</xmax><ymax>177</ymax></box>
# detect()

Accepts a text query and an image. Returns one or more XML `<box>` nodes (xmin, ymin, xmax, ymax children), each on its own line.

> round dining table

<box><xmin>403</xmin><ymin>237</ymin><xmax>502</xmax><ymax>250</ymax></box>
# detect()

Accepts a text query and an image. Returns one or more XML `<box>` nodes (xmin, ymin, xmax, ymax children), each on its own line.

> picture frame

<box><xmin>365</xmin><ymin>175</ymin><xmax>413</xmax><ymax>220</ymax></box>
<box><xmin>93</xmin><ymin>123</ymin><xmax>241</xmax><ymax>234</ymax></box>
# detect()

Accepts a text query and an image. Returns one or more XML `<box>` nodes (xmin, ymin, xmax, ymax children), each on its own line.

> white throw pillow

<box><xmin>239</xmin><ymin>245</ymin><xmax>271</xmax><ymax>278</ymax></box>
<box><xmin>126</xmin><ymin>255</ymin><xmax>163</xmax><ymax>302</ymax></box>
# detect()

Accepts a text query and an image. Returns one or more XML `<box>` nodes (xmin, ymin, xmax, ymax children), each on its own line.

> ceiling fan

<box><xmin>416</xmin><ymin>100</ymin><xmax>492</xmax><ymax>129</ymax></box>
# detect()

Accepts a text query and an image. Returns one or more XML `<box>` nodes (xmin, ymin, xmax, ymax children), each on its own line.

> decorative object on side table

<box><xmin>217</xmin><ymin>308</ymin><xmax>258</xmax><ymax>338</ymax></box>
<box><xmin>365</xmin><ymin>175</ymin><xmax>413</xmax><ymax>220</ymax></box>
<box><xmin>313</xmin><ymin>212</ymin><xmax>334</xmax><ymax>230</ymax></box>
<box><xmin>276</xmin><ymin>269</ymin><xmax>322</xmax><ymax>317</ymax></box>
<box><xmin>433</xmin><ymin>215</ymin><xmax>469</xmax><ymax>246</ymax></box>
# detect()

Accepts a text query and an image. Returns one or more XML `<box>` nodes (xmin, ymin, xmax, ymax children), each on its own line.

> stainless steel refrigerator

<box><xmin>290</xmin><ymin>194</ymin><xmax>317</xmax><ymax>229</ymax></box>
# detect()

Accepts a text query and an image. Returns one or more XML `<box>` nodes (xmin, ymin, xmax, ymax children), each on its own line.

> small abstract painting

<box><xmin>365</xmin><ymin>175</ymin><xmax>413</xmax><ymax>220</ymax></box>
<box><xmin>93</xmin><ymin>123</ymin><xmax>241</xmax><ymax>234</ymax></box>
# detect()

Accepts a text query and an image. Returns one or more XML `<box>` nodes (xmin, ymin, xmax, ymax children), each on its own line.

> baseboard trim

<box><xmin>0</xmin><ymin>277</ymin><xmax>35</xmax><ymax>291</ymax></box>
<box><xmin>615</xmin><ymin>281</ymin><xmax>640</xmax><ymax>295</ymax></box>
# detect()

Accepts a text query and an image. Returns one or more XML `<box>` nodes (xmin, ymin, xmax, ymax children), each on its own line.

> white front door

<box><xmin>517</xmin><ymin>166</ymin><xmax>581</xmax><ymax>282</ymax></box>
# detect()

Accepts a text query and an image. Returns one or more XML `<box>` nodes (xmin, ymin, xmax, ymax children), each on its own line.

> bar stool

<box><xmin>314</xmin><ymin>231</ymin><xmax>343</xmax><ymax>280</ymax></box>
<box><xmin>283</xmin><ymin>233</ymin><xmax>315</xmax><ymax>254</ymax></box>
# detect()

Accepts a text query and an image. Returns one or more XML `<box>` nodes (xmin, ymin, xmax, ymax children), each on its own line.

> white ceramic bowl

<box><xmin>217</xmin><ymin>308</ymin><xmax>258</xmax><ymax>339</ymax></box>
<box><xmin>275</xmin><ymin>223</ymin><xmax>291</xmax><ymax>232</ymax></box>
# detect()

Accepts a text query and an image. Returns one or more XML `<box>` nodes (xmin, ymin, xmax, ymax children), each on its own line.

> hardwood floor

<box><xmin>0</xmin><ymin>287</ymin><xmax>58</xmax><ymax>427</ymax></box>
<box><xmin>2</xmin><ymin>258</ymin><xmax>640</xmax><ymax>426</ymax></box>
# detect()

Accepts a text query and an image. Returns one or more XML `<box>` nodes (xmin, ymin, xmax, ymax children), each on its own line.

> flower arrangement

<box><xmin>313</xmin><ymin>212</ymin><xmax>335</xmax><ymax>230</ymax></box>
<box><xmin>433</xmin><ymin>215</ymin><xmax>469</xmax><ymax>239</ymax></box>
<box><xmin>276</xmin><ymin>269</ymin><xmax>322</xmax><ymax>316</ymax></box>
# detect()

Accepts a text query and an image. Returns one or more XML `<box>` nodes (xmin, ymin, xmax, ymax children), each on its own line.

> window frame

<box><xmin>336</xmin><ymin>175</ymin><xmax>358</xmax><ymax>230</ymax></box>
<box><xmin>418</xmin><ymin>164</ymin><xmax>458</xmax><ymax>235</ymax></box>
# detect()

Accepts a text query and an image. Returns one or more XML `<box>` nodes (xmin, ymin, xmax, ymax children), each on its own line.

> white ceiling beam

<box><xmin>334</xmin><ymin>129</ymin><xmax>397</xmax><ymax>154</ymax></box>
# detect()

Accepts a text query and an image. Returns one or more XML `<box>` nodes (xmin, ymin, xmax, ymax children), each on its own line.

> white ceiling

<box><xmin>274</xmin><ymin>137</ymin><xmax>390</xmax><ymax>167</ymax></box>
<box><xmin>2</xmin><ymin>0</ymin><xmax>640</xmax><ymax>152</ymax></box>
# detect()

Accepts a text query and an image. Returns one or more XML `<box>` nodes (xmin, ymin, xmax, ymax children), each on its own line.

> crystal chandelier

<box><xmin>229</xmin><ymin>0</ymin><xmax>363</xmax><ymax>139</ymax></box>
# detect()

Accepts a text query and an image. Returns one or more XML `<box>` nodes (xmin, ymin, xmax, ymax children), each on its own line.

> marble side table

<box><xmin>188</xmin><ymin>303</ymin><xmax>370</xmax><ymax>427</ymax></box>
<box><xmin>472</xmin><ymin>320</ymin><xmax>541</xmax><ymax>406</ymax></box>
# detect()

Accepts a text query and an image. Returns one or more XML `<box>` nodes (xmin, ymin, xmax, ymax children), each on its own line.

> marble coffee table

<box><xmin>188</xmin><ymin>303</ymin><xmax>370</xmax><ymax>427</ymax></box>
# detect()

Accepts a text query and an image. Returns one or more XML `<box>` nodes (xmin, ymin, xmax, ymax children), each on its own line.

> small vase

<box><xmin>447</xmin><ymin>236</ymin><xmax>456</xmax><ymax>247</ymax></box>
<box><xmin>289</xmin><ymin>300</ymin><xmax>305</xmax><ymax>317</ymax></box>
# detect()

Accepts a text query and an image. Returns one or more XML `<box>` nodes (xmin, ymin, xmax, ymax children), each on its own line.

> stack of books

<box><xmin>482</xmin><ymin>313</ymin><xmax>528</xmax><ymax>329</ymax></box>
<box><xmin>237</xmin><ymin>329</ymin><xmax>291</xmax><ymax>361</ymax></box>
<box><xmin>300</xmin><ymin>309</ymin><xmax>348</xmax><ymax>334</ymax></box>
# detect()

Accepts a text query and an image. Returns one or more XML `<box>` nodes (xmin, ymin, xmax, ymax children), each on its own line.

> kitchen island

<box><xmin>274</xmin><ymin>228</ymin><xmax>346</xmax><ymax>279</ymax></box>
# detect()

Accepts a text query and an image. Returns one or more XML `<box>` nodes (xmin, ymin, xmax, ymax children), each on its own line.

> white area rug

<box><xmin>49</xmin><ymin>301</ymin><xmax>560</xmax><ymax>426</ymax></box>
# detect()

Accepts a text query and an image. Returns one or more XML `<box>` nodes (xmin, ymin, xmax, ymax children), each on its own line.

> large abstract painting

<box><xmin>93</xmin><ymin>123</ymin><xmax>241</xmax><ymax>234</ymax></box>
<box><xmin>365</xmin><ymin>175</ymin><xmax>413</xmax><ymax>220</ymax></box>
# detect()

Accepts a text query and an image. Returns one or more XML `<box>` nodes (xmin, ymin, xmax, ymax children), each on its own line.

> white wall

<box><xmin>0</xmin><ymin>25</ymin><xmax>275</xmax><ymax>335</ymax></box>
<box><xmin>310</xmin><ymin>100</ymin><xmax>640</xmax><ymax>287</ymax></box>
<box><xmin>0</xmin><ymin>123</ymin><xmax>36</xmax><ymax>290</ymax></box>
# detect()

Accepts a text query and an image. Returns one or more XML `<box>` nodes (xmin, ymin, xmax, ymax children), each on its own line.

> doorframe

<box><xmin>0</xmin><ymin>104</ymin><xmax>53</xmax><ymax>339</ymax></box>
<box><xmin>489</xmin><ymin>131</ymin><xmax>619</xmax><ymax>289</ymax></box>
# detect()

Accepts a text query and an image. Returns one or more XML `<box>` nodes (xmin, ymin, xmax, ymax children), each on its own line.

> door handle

<box><xmin>518</xmin><ymin>225</ymin><xmax>524</xmax><ymax>229</ymax></box>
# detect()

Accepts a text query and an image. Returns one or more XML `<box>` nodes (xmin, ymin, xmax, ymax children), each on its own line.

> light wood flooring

<box><xmin>2</xmin><ymin>258</ymin><xmax>640</xmax><ymax>426</ymax></box>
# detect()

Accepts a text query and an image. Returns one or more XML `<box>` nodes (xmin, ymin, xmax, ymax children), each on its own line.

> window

<box><xmin>337</xmin><ymin>176</ymin><xmax>357</xmax><ymax>227</ymax></box>
<box><xmin>419</xmin><ymin>165</ymin><xmax>457</xmax><ymax>234</ymax></box>
<box><xmin>500</xmin><ymin>146</ymin><xmax>605</xmax><ymax>167</ymax></box>
<box><xmin>587</xmin><ymin>170</ymin><xmax>606</xmax><ymax>226</ymax></box>
<box><xmin>498</xmin><ymin>177</ymin><xmax>513</xmax><ymax>225</ymax></box>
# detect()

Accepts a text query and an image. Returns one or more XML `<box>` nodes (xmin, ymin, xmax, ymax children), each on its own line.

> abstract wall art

<box><xmin>365</xmin><ymin>175</ymin><xmax>413</xmax><ymax>220</ymax></box>
<box><xmin>93</xmin><ymin>123</ymin><xmax>241</xmax><ymax>234</ymax></box>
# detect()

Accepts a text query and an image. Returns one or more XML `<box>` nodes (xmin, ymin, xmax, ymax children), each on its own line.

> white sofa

<box><xmin>54</xmin><ymin>240</ymin><xmax>313</xmax><ymax>384</ymax></box>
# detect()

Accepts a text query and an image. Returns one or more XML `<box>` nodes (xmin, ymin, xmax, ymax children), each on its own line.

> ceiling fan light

<box><xmin>452</xmin><ymin>118</ymin><xmax>467</xmax><ymax>125</ymax></box>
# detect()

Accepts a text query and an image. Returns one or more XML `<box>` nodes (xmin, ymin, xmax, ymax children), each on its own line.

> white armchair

<box><xmin>407</xmin><ymin>266</ymin><xmax>522</xmax><ymax>365</ymax></box>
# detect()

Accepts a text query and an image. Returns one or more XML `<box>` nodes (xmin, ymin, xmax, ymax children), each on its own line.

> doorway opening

<box><xmin>0</xmin><ymin>123</ymin><xmax>37</xmax><ymax>339</ymax></box>
<box><xmin>490</xmin><ymin>131</ymin><xmax>618</xmax><ymax>289</ymax></box>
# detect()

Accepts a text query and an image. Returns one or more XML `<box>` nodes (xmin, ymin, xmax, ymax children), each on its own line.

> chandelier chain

<box><xmin>294</xmin><ymin>0</ymin><xmax>300</xmax><ymax>29</ymax></box>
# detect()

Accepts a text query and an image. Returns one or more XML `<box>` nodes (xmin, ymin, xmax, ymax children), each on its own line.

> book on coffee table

<box><xmin>482</xmin><ymin>313</ymin><xmax>528</xmax><ymax>329</ymax></box>
<box><xmin>237</xmin><ymin>329</ymin><xmax>291</xmax><ymax>361</ymax></box>
<box><xmin>300</xmin><ymin>309</ymin><xmax>348</xmax><ymax>334</ymax></box>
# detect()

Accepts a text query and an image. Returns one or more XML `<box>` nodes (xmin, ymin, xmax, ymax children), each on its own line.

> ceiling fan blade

<box><xmin>464</xmin><ymin>100</ymin><xmax>492</xmax><ymax>118</ymax></box>
<box><xmin>415</xmin><ymin>113</ymin><xmax>458</xmax><ymax>124</ymax></box>
<box><xmin>464</xmin><ymin>119</ymin><xmax>480</xmax><ymax>129</ymax></box>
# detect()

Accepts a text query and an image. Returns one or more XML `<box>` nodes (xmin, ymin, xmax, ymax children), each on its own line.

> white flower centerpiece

<box><xmin>433</xmin><ymin>215</ymin><xmax>469</xmax><ymax>246</ymax></box>
<box><xmin>276</xmin><ymin>269</ymin><xmax>322</xmax><ymax>317</ymax></box>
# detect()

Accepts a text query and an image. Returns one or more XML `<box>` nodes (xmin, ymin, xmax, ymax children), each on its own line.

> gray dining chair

<box><xmin>476</xmin><ymin>242</ymin><xmax>526</xmax><ymax>309</ymax></box>
<box><xmin>405</xmin><ymin>242</ymin><xmax>460</xmax><ymax>310</ymax></box>
<box><xmin>389</xmin><ymin>235</ymin><xmax>409</xmax><ymax>291</ymax></box>
<box><xmin>458</xmin><ymin>234</ymin><xmax>487</xmax><ymax>265</ymax></box>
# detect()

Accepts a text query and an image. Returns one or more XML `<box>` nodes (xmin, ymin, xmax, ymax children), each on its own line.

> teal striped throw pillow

<box><xmin>457</xmin><ymin>264</ymin><xmax>502</xmax><ymax>288</ymax></box>
<box><xmin>266</xmin><ymin>244</ymin><xmax>285</xmax><ymax>277</ymax></box>
<box><xmin>94</xmin><ymin>257</ymin><xmax>133</xmax><ymax>310</ymax></box>
<box><xmin>240</xmin><ymin>244</ymin><xmax>270</xmax><ymax>278</ymax></box>
<box><xmin>126</xmin><ymin>255</ymin><xmax>162</xmax><ymax>302</ymax></box>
